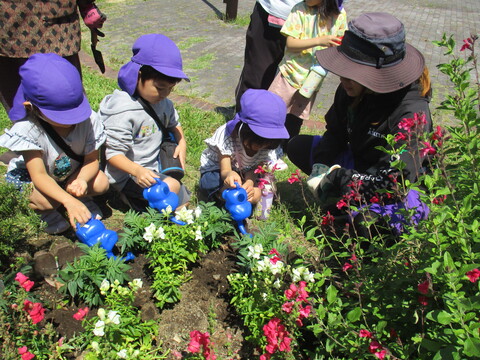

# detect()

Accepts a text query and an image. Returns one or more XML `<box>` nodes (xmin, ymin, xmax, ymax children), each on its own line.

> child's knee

<box><xmin>90</xmin><ymin>171</ymin><xmax>110</xmax><ymax>195</ymax></box>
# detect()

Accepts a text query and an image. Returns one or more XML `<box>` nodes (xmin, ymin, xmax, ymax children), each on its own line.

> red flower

<box><xmin>432</xmin><ymin>195</ymin><xmax>447</xmax><ymax>205</ymax></box>
<box><xmin>187</xmin><ymin>330</ymin><xmax>216</xmax><ymax>360</ymax></box>
<box><xmin>431</xmin><ymin>125</ymin><xmax>444</xmax><ymax>141</ymax></box>
<box><xmin>418</xmin><ymin>296</ymin><xmax>429</xmax><ymax>306</ymax></box>
<box><xmin>263</xmin><ymin>318</ymin><xmax>292</xmax><ymax>354</ymax></box>
<box><xmin>368</xmin><ymin>340</ymin><xmax>382</xmax><ymax>354</ymax></box>
<box><xmin>287</xmin><ymin>169</ymin><xmax>302</xmax><ymax>184</ymax></box>
<box><xmin>269</xmin><ymin>256</ymin><xmax>281</xmax><ymax>265</ymax></box>
<box><xmin>420</xmin><ymin>141</ymin><xmax>436</xmax><ymax>157</ymax></box>
<box><xmin>73</xmin><ymin>307</ymin><xmax>89</xmax><ymax>321</ymax></box>
<box><xmin>398</xmin><ymin>117</ymin><xmax>415</xmax><ymax>132</ymax></box>
<box><xmin>321</xmin><ymin>211</ymin><xmax>335</xmax><ymax>226</ymax></box>
<box><xmin>254</xmin><ymin>165</ymin><xmax>266</xmax><ymax>174</ymax></box>
<box><xmin>342</xmin><ymin>262</ymin><xmax>353</xmax><ymax>272</ymax></box>
<box><xmin>370</xmin><ymin>195</ymin><xmax>380</xmax><ymax>203</ymax></box>
<box><xmin>15</xmin><ymin>272</ymin><xmax>34</xmax><ymax>292</ymax></box>
<box><xmin>260</xmin><ymin>354</ymin><xmax>271</xmax><ymax>360</ymax></box>
<box><xmin>359</xmin><ymin>329</ymin><xmax>373</xmax><ymax>338</ymax></box>
<box><xmin>298</xmin><ymin>304</ymin><xmax>311</xmax><ymax>319</ymax></box>
<box><xmin>466</xmin><ymin>269</ymin><xmax>480</xmax><ymax>283</ymax></box>
<box><xmin>349</xmin><ymin>253</ymin><xmax>357</xmax><ymax>262</ymax></box>
<box><xmin>285</xmin><ymin>284</ymin><xmax>297</xmax><ymax>300</ymax></box>
<box><xmin>375</xmin><ymin>349</ymin><xmax>387</xmax><ymax>359</ymax></box>
<box><xmin>23</xmin><ymin>300</ymin><xmax>45</xmax><ymax>324</ymax></box>
<box><xmin>18</xmin><ymin>346</ymin><xmax>35</xmax><ymax>360</ymax></box>
<box><xmin>336</xmin><ymin>199</ymin><xmax>348</xmax><ymax>209</ymax></box>
<box><xmin>418</xmin><ymin>280</ymin><xmax>430</xmax><ymax>295</ymax></box>
<box><xmin>268</xmin><ymin>248</ymin><xmax>280</xmax><ymax>257</ymax></box>
<box><xmin>395</xmin><ymin>132</ymin><xmax>408</xmax><ymax>142</ymax></box>
<box><xmin>257</xmin><ymin>178</ymin><xmax>270</xmax><ymax>190</ymax></box>
<box><xmin>282</xmin><ymin>301</ymin><xmax>294</xmax><ymax>314</ymax></box>
<box><xmin>460</xmin><ymin>37</ymin><xmax>473</xmax><ymax>51</ymax></box>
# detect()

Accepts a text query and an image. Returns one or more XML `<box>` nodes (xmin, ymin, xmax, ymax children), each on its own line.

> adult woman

<box><xmin>287</xmin><ymin>12</ymin><xmax>432</xmax><ymax>235</ymax></box>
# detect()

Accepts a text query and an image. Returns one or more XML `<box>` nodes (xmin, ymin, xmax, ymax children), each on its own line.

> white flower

<box><xmin>292</xmin><ymin>268</ymin><xmax>302</xmax><ymax>283</ymax></box>
<box><xmin>93</xmin><ymin>320</ymin><xmax>105</xmax><ymax>336</ymax></box>
<box><xmin>97</xmin><ymin>308</ymin><xmax>106</xmax><ymax>321</ymax></box>
<box><xmin>155</xmin><ymin>226</ymin><xmax>165</xmax><ymax>240</ymax></box>
<box><xmin>195</xmin><ymin>226</ymin><xmax>203</xmax><ymax>241</ymax></box>
<box><xmin>176</xmin><ymin>207</ymin><xmax>194</xmax><ymax>224</ymax></box>
<box><xmin>247</xmin><ymin>244</ymin><xmax>263</xmax><ymax>259</ymax></box>
<box><xmin>303</xmin><ymin>270</ymin><xmax>315</xmax><ymax>283</ymax></box>
<box><xmin>273</xmin><ymin>279</ymin><xmax>282</xmax><ymax>289</ymax></box>
<box><xmin>270</xmin><ymin>260</ymin><xmax>284</xmax><ymax>275</ymax></box>
<box><xmin>130</xmin><ymin>278</ymin><xmax>143</xmax><ymax>290</ymax></box>
<box><xmin>91</xmin><ymin>341</ymin><xmax>100</xmax><ymax>352</ymax></box>
<box><xmin>117</xmin><ymin>349</ymin><xmax>128</xmax><ymax>359</ymax></box>
<box><xmin>107</xmin><ymin>310</ymin><xmax>120</xmax><ymax>325</ymax></box>
<box><xmin>143</xmin><ymin>223</ymin><xmax>157</xmax><ymax>242</ymax></box>
<box><xmin>256</xmin><ymin>257</ymin><xmax>270</xmax><ymax>272</ymax></box>
<box><xmin>161</xmin><ymin>206</ymin><xmax>173</xmax><ymax>216</ymax></box>
<box><xmin>99</xmin><ymin>279</ymin><xmax>110</xmax><ymax>293</ymax></box>
<box><xmin>194</xmin><ymin>206</ymin><xmax>202</xmax><ymax>219</ymax></box>
<box><xmin>261</xmin><ymin>292</ymin><xmax>267</xmax><ymax>300</ymax></box>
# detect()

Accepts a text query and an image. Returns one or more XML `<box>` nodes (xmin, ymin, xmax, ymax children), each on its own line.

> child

<box><xmin>0</xmin><ymin>53</ymin><xmax>109</xmax><ymax>234</ymax></box>
<box><xmin>269</xmin><ymin>0</ymin><xmax>347</xmax><ymax>137</ymax></box>
<box><xmin>98</xmin><ymin>33</ymin><xmax>190</xmax><ymax>213</ymax></box>
<box><xmin>199</xmin><ymin>89</ymin><xmax>289</xmax><ymax>205</ymax></box>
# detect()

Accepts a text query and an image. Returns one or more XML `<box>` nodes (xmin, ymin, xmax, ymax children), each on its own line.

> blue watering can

<box><xmin>143</xmin><ymin>178</ymin><xmax>186</xmax><ymax>225</ymax></box>
<box><xmin>76</xmin><ymin>218</ymin><xmax>135</xmax><ymax>261</ymax></box>
<box><xmin>222</xmin><ymin>182</ymin><xmax>252</xmax><ymax>237</ymax></box>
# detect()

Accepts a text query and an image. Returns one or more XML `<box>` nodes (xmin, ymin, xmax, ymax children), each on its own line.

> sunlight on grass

<box><xmin>186</xmin><ymin>53</ymin><xmax>216</xmax><ymax>71</ymax></box>
<box><xmin>178</xmin><ymin>37</ymin><xmax>208</xmax><ymax>50</ymax></box>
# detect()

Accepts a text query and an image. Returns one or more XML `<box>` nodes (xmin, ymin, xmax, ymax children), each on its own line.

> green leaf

<box><xmin>326</xmin><ymin>284</ymin><xmax>338</xmax><ymax>304</ymax></box>
<box><xmin>427</xmin><ymin>310</ymin><xmax>452</xmax><ymax>325</ymax></box>
<box><xmin>346</xmin><ymin>307</ymin><xmax>362</xmax><ymax>322</ymax></box>
<box><xmin>464</xmin><ymin>338</ymin><xmax>480</xmax><ymax>357</ymax></box>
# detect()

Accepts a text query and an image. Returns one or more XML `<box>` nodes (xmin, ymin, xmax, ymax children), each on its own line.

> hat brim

<box><xmin>9</xmin><ymin>85</ymin><xmax>92</xmax><ymax>124</ymax></box>
<box><xmin>315</xmin><ymin>43</ymin><xmax>425</xmax><ymax>93</ymax></box>
<box><xmin>39</xmin><ymin>93</ymin><xmax>92</xmax><ymax>125</ymax></box>
<box><xmin>151</xmin><ymin>65</ymin><xmax>190</xmax><ymax>82</ymax></box>
<box><xmin>248</xmin><ymin>122</ymin><xmax>290</xmax><ymax>139</ymax></box>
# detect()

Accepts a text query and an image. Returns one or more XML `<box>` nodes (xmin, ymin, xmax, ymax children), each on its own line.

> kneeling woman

<box><xmin>287</xmin><ymin>12</ymin><xmax>432</xmax><ymax>236</ymax></box>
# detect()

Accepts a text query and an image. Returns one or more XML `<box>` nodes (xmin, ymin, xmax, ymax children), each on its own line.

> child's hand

<box><xmin>173</xmin><ymin>142</ymin><xmax>187</xmax><ymax>169</ymax></box>
<box><xmin>134</xmin><ymin>166</ymin><xmax>159</xmax><ymax>188</ymax></box>
<box><xmin>242</xmin><ymin>180</ymin><xmax>256</xmax><ymax>201</ymax></box>
<box><xmin>66</xmin><ymin>179</ymin><xmax>88</xmax><ymax>197</ymax></box>
<box><xmin>224</xmin><ymin>171</ymin><xmax>242</xmax><ymax>188</ymax></box>
<box><xmin>63</xmin><ymin>198</ymin><xmax>92</xmax><ymax>228</ymax></box>
<box><xmin>317</xmin><ymin>35</ymin><xmax>343</xmax><ymax>48</ymax></box>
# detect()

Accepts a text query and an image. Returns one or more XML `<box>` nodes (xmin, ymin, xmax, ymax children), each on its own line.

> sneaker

<box><xmin>40</xmin><ymin>210</ymin><xmax>70</xmax><ymax>235</ymax></box>
<box><xmin>80</xmin><ymin>197</ymin><xmax>103</xmax><ymax>219</ymax></box>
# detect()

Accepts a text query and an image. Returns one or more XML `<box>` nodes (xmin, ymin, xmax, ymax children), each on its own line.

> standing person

<box><xmin>269</xmin><ymin>0</ymin><xmax>347</xmax><ymax>138</ymax></box>
<box><xmin>287</xmin><ymin>12</ymin><xmax>432</xmax><ymax>235</ymax></box>
<box><xmin>199</xmin><ymin>89</ymin><xmax>289</xmax><ymax>206</ymax></box>
<box><xmin>98</xmin><ymin>34</ymin><xmax>190</xmax><ymax>213</ymax></box>
<box><xmin>0</xmin><ymin>54</ymin><xmax>109</xmax><ymax>234</ymax></box>
<box><xmin>0</xmin><ymin>0</ymin><xmax>106</xmax><ymax>111</ymax></box>
<box><xmin>234</xmin><ymin>0</ymin><xmax>302</xmax><ymax>111</ymax></box>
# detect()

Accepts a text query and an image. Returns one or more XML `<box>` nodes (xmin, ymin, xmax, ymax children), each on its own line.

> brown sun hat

<box><xmin>315</xmin><ymin>12</ymin><xmax>425</xmax><ymax>93</ymax></box>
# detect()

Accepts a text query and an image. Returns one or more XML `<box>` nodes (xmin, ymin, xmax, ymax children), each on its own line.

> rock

<box><xmin>33</xmin><ymin>250</ymin><xmax>57</xmax><ymax>277</ymax></box>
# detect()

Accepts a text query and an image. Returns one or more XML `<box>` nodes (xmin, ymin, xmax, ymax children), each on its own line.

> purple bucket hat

<box><xmin>316</xmin><ymin>12</ymin><xmax>425</xmax><ymax>93</ymax></box>
<box><xmin>9</xmin><ymin>53</ymin><xmax>92</xmax><ymax>124</ymax></box>
<box><xmin>118</xmin><ymin>34</ymin><xmax>189</xmax><ymax>96</ymax></box>
<box><xmin>226</xmin><ymin>89</ymin><xmax>289</xmax><ymax>139</ymax></box>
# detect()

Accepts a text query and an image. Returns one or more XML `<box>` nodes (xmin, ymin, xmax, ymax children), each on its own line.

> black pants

<box><xmin>235</xmin><ymin>3</ymin><xmax>287</xmax><ymax>110</ymax></box>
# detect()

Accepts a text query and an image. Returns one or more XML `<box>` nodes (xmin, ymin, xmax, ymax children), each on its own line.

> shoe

<box><xmin>40</xmin><ymin>210</ymin><xmax>70</xmax><ymax>235</ymax></box>
<box><xmin>80</xmin><ymin>197</ymin><xmax>103</xmax><ymax>219</ymax></box>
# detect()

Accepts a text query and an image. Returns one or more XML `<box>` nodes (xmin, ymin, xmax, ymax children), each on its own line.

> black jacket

<box><xmin>314</xmin><ymin>82</ymin><xmax>432</xmax><ymax>201</ymax></box>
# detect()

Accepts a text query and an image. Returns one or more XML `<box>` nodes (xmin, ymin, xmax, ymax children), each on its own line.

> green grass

<box><xmin>224</xmin><ymin>14</ymin><xmax>251</xmax><ymax>27</ymax></box>
<box><xmin>177</xmin><ymin>37</ymin><xmax>208</xmax><ymax>51</ymax></box>
<box><xmin>185</xmin><ymin>53</ymin><xmax>216</xmax><ymax>71</ymax></box>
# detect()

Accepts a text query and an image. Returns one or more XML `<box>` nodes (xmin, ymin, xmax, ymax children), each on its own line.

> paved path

<box><xmin>83</xmin><ymin>0</ymin><xmax>479</xmax><ymax>129</ymax></box>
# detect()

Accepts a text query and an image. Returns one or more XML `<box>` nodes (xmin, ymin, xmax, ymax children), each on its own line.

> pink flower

<box><xmin>460</xmin><ymin>37</ymin><xmax>473</xmax><ymax>51</ymax></box>
<box><xmin>282</xmin><ymin>301</ymin><xmax>294</xmax><ymax>314</ymax></box>
<box><xmin>342</xmin><ymin>262</ymin><xmax>353</xmax><ymax>272</ymax></box>
<box><xmin>23</xmin><ymin>300</ymin><xmax>45</xmax><ymax>324</ymax></box>
<box><xmin>257</xmin><ymin>178</ymin><xmax>270</xmax><ymax>190</ymax></box>
<box><xmin>254</xmin><ymin>165</ymin><xmax>266</xmax><ymax>175</ymax></box>
<box><xmin>287</xmin><ymin>169</ymin><xmax>301</xmax><ymax>184</ymax></box>
<box><xmin>466</xmin><ymin>269</ymin><xmax>480</xmax><ymax>283</ymax></box>
<box><xmin>398</xmin><ymin>117</ymin><xmax>415</xmax><ymax>132</ymax></box>
<box><xmin>350</xmin><ymin>253</ymin><xmax>357</xmax><ymax>262</ymax></box>
<box><xmin>336</xmin><ymin>199</ymin><xmax>348</xmax><ymax>209</ymax></box>
<box><xmin>370</xmin><ymin>195</ymin><xmax>380</xmax><ymax>203</ymax></box>
<box><xmin>418</xmin><ymin>280</ymin><xmax>430</xmax><ymax>295</ymax></box>
<box><xmin>298</xmin><ymin>304</ymin><xmax>311</xmax><ymax>319</ymax></box>
<box><xmin>431</xmin><ymin>125</ymin><xmax>444</xmax><ymax>141</ymax></box>
<box><xmin>263</xmin><ymin>318</ymin><xmax>291</xmax><ymax>354</ymax></box>
<box><xmin>73</xmin><ymin>307</ymin><xmax>89</xmax><ymax>321</ymax></box>
<box><xmin>285</xmin><ymin>284</ymin><xmax>297</xmax><ymax>300</ymax></box>
<box><xmin>260</xmin><ymin>354</ymin><xmax>271</xmax><ymax>360</ymax></box>
<box><xmin>418</xmin><ymin>296</ymin><xmax>429</xmax><ymax>306</ymax></box>
<box><xmin>420</xmin><ymin>141</ymin><xmax>436</xmax><ymax>157</ymax></box>
<box><xmin>359</xmin><ymin>329</ymin><xmax>373</xmax><ymax>338</ymax></box>
<box><xmin>187</xmin><ymin>330</ymin><xmax>216</xmax><ymax>360</ymax></box>
<box><xmin>268</xmin><ymin>248</ymin><xmax>280</xmax><ymax>257</ymax></box>
<box><xmin>172</xmin><ymin>350</ymin><xmax>182</xmax><ymax>359</ymax></box>
<box><xmin>296</xmin><ymin>281</ymin><xmax>309</xmax><ymax>302</ymax></box>
<box><xmin>432</xmin><ymin>195</ymin><xmax>447</xmax><ymax>205</ymax></box>
<box><xmin>18</xmin><ymin>346</ymin><xmax>35</xmax><ymax>360</ymax></box>
<box><xmin>368</xmin><ymin>340</ymin><xmax>382</xmax><ymax>354</ymax></box>
<box><xmin>269</xmin><ymin>256</ymin><xmax>281</xmax><ymax>265</ymax></box>
<box><xmin>15</xmin><ymin>272</ymin><xmax>34</xmax><ymax>292</ymax></box>
<box><xmin>375</xmin><ymin>349</ymin><xmax>387</xmax><ymax>359</ymax></box>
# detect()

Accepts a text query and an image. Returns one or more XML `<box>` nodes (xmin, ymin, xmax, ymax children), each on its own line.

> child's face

<box><xmin>137</xmin><ymin>77</ymin><xmax>176</xmax><ymax>104</ymax></box>
<box><xmin>340</xmin><ymin>77</ymin><xmax>366</xmax><ymax>97</ymax></box>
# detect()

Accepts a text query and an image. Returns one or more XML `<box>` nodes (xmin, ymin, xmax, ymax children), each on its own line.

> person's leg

<box><xmin>235</xmin><ymin>3</ymin><xmax>287</xmax><ymax>110</ymax></box>
<box><xmin>286</xmin><ymin>135</ymin><xmax>317</xmax><ymax>174</ymax></box>
<box><xmin>0</xmin><ymin>56</ymin><xmax>27</xmax><ymax>111</ymax></box>
<box><xmin>63</xmin><ymin>53</ymin><xmax>82</xmax><ymax>78</ymax></box>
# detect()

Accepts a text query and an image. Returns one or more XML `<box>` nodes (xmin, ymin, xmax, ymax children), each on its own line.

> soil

<box><xmin>22</xmin><ymin>192</ymin><xmax>255</xmax><ymax>360</ymax></box>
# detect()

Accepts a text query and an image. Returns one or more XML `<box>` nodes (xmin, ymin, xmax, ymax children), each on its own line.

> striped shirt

<box><xmin>199</xmin><ymin>124</ymin><xmax>275</xmax><ymax>175</ymax></box>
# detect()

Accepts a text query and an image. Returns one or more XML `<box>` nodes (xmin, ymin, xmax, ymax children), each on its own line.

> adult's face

<box><xmin>340</xmin><ymin>77</ymin><xmax>365</xmax><ymax>98</ymax></box>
